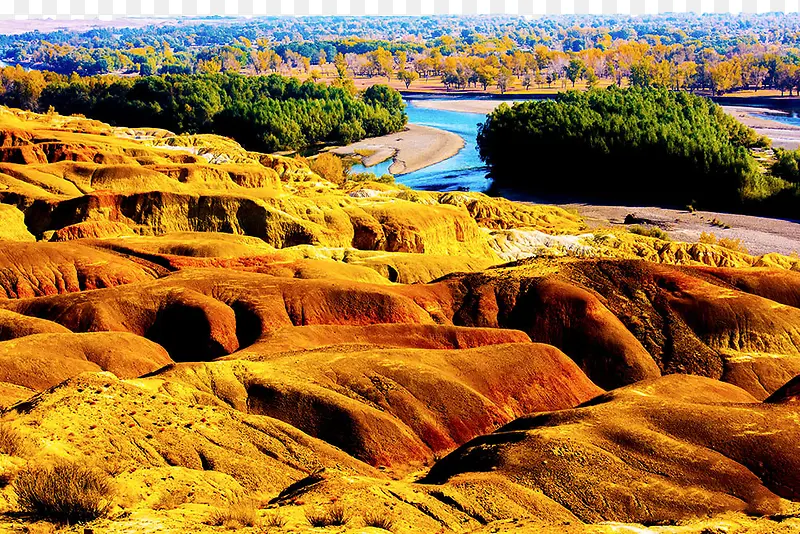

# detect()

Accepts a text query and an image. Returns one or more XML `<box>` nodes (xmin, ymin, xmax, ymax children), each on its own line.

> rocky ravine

<box><xmin>0</xmin><ymin>106</ymin><xmax>798</xmax><ymax>533</ymax></box>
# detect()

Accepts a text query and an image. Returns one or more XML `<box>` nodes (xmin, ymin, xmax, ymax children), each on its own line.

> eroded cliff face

<box><xmin>0</xmin><ymin>106</ymin><xmax>799</xmax><ymax>534</ymax></box>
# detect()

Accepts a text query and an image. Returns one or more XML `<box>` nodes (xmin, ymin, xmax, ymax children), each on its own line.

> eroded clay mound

<box><xmin>561</xmin><ymin>261</ymin><xmax>800</xmax><ymax>398</ymax></box>
<box><xmin>5</xmin><ymin>259</ymin><xmax>800</xmax><ymax>399</ymax></box>
<box><xmin>2</xmin><ymin>372</ymin><xmax>376</xmax><ymax>494</ymax></box>
<box><xmin>0</xmin><ymin>241</ymin><xmax>162</xmax><ymax>298</ymax></box>
<box><xmin>150</xmin><ymin>343</ymin><xmax>602</xmax><ymax>468</ymax></box>
<box><xmin>0</xmin><ymin>203</ymin><xmax>34</xmax><ymax>241</ymax></box>
<box><xmin>0</xmin><ymin>308</ymin><xmax>69</xmax><ymax>341</ymax></box>
<box><xmin>425</xmin><ymin>374</ymin><xmax>798</xmax><ymax>524</ymax></box>
<box><xmin>229</xmin><ymin>323</ymin><xmax>531</xmax><ymax>355</ymax></box>
<box><xmin>416</xmin><ymin>259</ymin><xmax>800</xmax><ymax>397</ymax></box>
<box><xmin>84</xmin><ymin>232</ymin><xmax>494</xmax><ymax>284</ymax></box>
<box><xmin>0</xmin><ymin>269</ymin><xmax>436</xmax><ymax>362</ymax></box>
<box><xmin>0</xmin><ymin>331</ymin><xmax>172</xmax><ymax>390</ymax></box>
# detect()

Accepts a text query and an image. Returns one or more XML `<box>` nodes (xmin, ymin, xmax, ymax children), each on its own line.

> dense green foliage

<box><xmin>772</xmin><ymin>147</ymin><xmax>800</xmax><ymax>183</ymax></box>
<box><xmin>3</xmin><ymin>72</ymin><xmax>406</xmax><ymax>152</ymax></box>
<box><xmin>477</xmin><ymin>88</ymin><xmax>780</xmax><ymax>210</ymax></box>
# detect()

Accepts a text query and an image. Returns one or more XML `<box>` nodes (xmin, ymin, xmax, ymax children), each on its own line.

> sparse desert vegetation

<box><xmin>0</xmin><ymin>425</ymin><xmax>25</xmax><ymax>456</ymax></box>
<box><xmin>628</xmin><ymin>225</ymin><xmax>671</xmax><ymax>241</ymax></box>
<box><xmin>699</xmin><ymin>231</ymin><xmax>750</xmax><ymax>254</ymax></box>
<box><xmin>363</xmin><ymin>510</ymin><xmax>396</xmax><ymax>531</ymax></box>
<box><xmin>262</xmin><ymin>510</ymin><xmax>288</xmax><ymax>530</ymax></box>
<box><xmin>207</xmin><ymin>500</ymin><xmax>259</xmax><ymax>529</ymax></box>
<box><xmin>14</xmin><ymin>461</ymin><xmax>113</xmax><ymax>524</ymax></box>
<box><xmin>305</xmin><ymin>503</ymin><xmax>350</xmax><ymax>527</ymax></box>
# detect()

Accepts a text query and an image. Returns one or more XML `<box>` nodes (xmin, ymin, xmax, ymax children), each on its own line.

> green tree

<box><xmin>397</xmin><ymin>70</ymin><xmax>419</xmax><ymax>89</ymax></box>
<box><xmin>496</xmin><ymin>67</ymin><xmax>514</xmax><ymax>94</ymax></box>
<box><xmin>475</xmin><ymin>64</ymin><xmax>499</xmax><ymax>91</ymax></box>
<box><xmin>565</xmin><ymin>58</ymin><xmax>586</xmax><ymax>87</ymax></box>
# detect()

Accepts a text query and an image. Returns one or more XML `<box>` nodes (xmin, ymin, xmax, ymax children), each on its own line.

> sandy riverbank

<box><xmin>722</xmin><ymin>106</ymin><xmax>800</xmax><ymax>149</ymax></box>
<box><xmin>330</xmin><ymin>123</ymin><xmax>465</xmax><ymax>175</ymax></box>
<box><xmin>562</xmin><ymin>203</ymin><xmax>800</xmax><ymax>256</ymax></box>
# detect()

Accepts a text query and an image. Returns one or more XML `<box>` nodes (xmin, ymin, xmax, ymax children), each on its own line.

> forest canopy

<box><xmin>476</xmin><ymin>88</ymin><xmax>796</xmax><ymax>212</ymax></box>
<box><xmin>0</xmin><ymin>70</ymin><xmax>406</xmax><ymax>152</ymax></box>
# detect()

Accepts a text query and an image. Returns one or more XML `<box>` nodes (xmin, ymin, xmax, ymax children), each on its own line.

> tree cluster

<box><xmin>476</xmin><ymin>88</ymin><xmax>775</xmax><ymax>210</ymax></box>
<box><xmin>0</xmin><ymin>69</ymin><xmax>407</xmax><ymax>153</ymax></box>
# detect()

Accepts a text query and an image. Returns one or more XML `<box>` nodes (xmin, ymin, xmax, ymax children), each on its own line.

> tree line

<box><xmin>0</xmin><ymin>69</ymin><xmax>407</xmax><ymax>153</ymax></box>
<box><xmin>6</xmin><ymin>15</ymin><xmax>800</xmax><ymax>95</ymax></box>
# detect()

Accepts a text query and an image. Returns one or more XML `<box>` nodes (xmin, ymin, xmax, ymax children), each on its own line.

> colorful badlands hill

<box><xmin>0</xmin><ymin>106</ymin><xmax>798</xmax><ymax>533</ymax></box>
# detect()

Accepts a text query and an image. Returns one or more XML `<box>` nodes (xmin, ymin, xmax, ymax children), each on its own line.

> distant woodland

<box><xmin>5</xmin><ymin>15</ymin><xmax>800</xmax><ymax>95</ymax></box>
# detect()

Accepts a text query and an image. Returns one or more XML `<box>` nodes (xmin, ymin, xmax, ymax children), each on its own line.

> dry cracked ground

<box><xmin>0</xmin><ymin>106</ymin><xmax>798</xmax><ymax>533</ymax></box>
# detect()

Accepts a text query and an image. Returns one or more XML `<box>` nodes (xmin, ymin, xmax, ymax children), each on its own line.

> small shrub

<box><xmin>590</xmin><ymin>233</ymin><xmax>613</xmax><ymax>245</ymax></box>
<box><xmin>718</xmin><ymin>237</ymin><xmax>749</xmax><ymax>254</ymax></box>
<box><xmin>363</xmin><ymin>509</ymin><xmax>395</xmax><ymax>531</ymax></box>
<box><xmin>263</xmin><ymin>510</ymin><xmax>287</xmax><ymax>529</ymax></box>
<box><xmin>310</xmin><ymin>152</ymin><xmax>346</xmax><ymax>186</ymax></box>
<box><xmin>14</xmin><ymin>461</ymin><xmax>113</xmax><ymax>524</ymax></box>
<box><xmin>306</xmin><ymin>503</ymin><xmax>349</xmax><ymax>527</ymax></box>
<box><xmin>698</xmin><ymin>231</ymin><xmax>717</xmax><ymax>245</ymax></box>
<box><xmin>153</xmin><ymin>488</ymin><xmax>190</xmax><ymax>511</ymax></box>
<box><xmin>346</xmin><ymin>171</ymin><xmax>395</xmax><ymax>184</ymax></box>
<box><xmin>698</xmin><ymin>232</ymin><xmax>749</xmax><ymax>254</ymax></box>
<box><xmin>0</xmin><ymin>425</ymin><xmax>25</xmax><ymax>456</ymax></box>
<box><xmin>628</xmin><ymin>225</ymin><xmax>670</xmax><ymax>241</ymax></box>
<box><xmin>207</xmin><ymin>500</ymin><xmax>258</xmax><ymax>529</ymax></box>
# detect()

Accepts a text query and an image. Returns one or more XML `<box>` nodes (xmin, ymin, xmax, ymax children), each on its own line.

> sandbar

<box><xmin>722</xmin><ymin>106</ymin><xmax>800</xmax><ymax>149</ymax></box>
<box><xmin>331</xmin><ymin>124</ymin><xmax>465</xmax><ymax>175</ymax></box>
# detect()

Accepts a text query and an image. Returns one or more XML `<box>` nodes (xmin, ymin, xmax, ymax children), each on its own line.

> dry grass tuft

<box><xmin>153</xmin><ymin>488</ymin><xmax>190</xmax><ymax>511</ymax></box>
<box><xmin>262</xmin><ymin>510</ymin><xmax>288</xmax><ymax>530</ymax></box>
<box><xmin>0</xmin><ymin>425</ymin><xmax>26</xmax><ymax>456</ymax></box>
<box><xmin>306</xmin><ymin>503</ymin><xmax>349</xmax><ymax>527</ymax></box>
<box><xmin>14</xmin><ymin>461</ymin><xmax>113</xmax><ymax>524</ymax></box>
<box><xmin>363</xmin><ymin>509</ymin><xmax>396</xmax><ymax>531</ymax></box>
<box><xmin>207</xmin><ymin>500</ymin><xmax>259</xmax><ymax>529</ymax></box>
<box><xmin>628</xmin><ymin>225</ymin><xmax>670</xmax><ymax>241</ymax></box>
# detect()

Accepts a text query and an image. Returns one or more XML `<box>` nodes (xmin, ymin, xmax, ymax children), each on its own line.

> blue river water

<box><xmin>351</xmin><ymin>99</ymin><xmax>494</xmax><ymax>192</ymax></box>
<box><xmin>756</xmin><ymin>110</ymin><xmax>800</xmax><ymax>128</ymax></box>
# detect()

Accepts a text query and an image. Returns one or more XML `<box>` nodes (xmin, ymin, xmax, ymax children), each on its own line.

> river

<box><xmin>351</xmin><ymin>98</ymin><xmax>494</xmax><ymax>192</ymax></box>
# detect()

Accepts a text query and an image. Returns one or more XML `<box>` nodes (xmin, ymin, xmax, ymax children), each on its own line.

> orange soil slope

<box><xmin>3</xmin><ymin>258</ymin><xmax>800</xmax><ymax>400</ymax></box>
<box><xmin>425</xmin><ymin>374</ymin><xmax>800</xmax><ymax>524</ymax></box>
